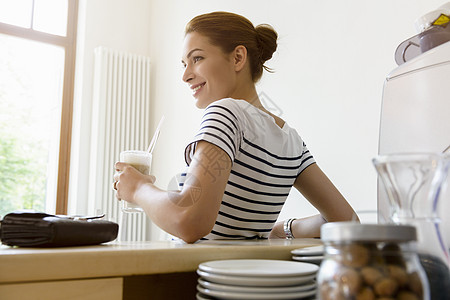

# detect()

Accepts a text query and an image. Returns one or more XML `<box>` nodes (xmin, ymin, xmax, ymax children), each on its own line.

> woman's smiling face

<box><xmin>182</xmin><ymin>32</ymin><xmax>237</xmax><ymax>109</ymax></box>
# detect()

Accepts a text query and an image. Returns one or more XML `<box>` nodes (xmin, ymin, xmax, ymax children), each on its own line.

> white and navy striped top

<box><xmin>183</xmin><ymin>98</ymin><xmax>315</xmax><ymax>240</ymax></box>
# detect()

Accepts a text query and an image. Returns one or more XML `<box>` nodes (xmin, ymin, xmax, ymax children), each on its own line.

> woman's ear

<box><xmin>233</xmin><ymin>45</ymin><xmax>248</xmax><ymax>72</ymax></box>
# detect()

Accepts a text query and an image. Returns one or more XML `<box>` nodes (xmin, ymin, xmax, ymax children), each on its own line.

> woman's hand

<box><xmin>270</xmin><ymin>215</ymin><xmax>329</xmax><ymax>239</ymax></box>
<box><xmin>113</xmin><ymin>162</ymin><xmax>155</xmax><ymax>204</ymax></box>
<box><xmin>268</xmin><ymin>220</ymin><xmax>285</xmax><ymax>239</ymax></box>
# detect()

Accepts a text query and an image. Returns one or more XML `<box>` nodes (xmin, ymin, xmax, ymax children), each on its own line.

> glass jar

<box><xmin>373</xmin><ymin>153</ymin><xmax>450</xmax><ymax>299</ymax></box>
<box><xmin>317</xmin><ymin>223</ymin><xmax>430</xmax><ymax>300</ymax></box>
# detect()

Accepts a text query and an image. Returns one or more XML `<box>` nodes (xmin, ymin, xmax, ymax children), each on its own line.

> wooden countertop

<box><xmin>0</xmin><ymin>238</ymin><xmax>322</xmax><ymax>284</ymax></box>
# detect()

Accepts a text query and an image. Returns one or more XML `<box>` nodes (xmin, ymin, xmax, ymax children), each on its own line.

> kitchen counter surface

<box><xmin>0</xmin><ymin>238</ymin><xmax>321</xmax><ymax>283</ymax></box>
<box><xmin>0</xmin><ymin>238</ymin><xmax>322</xmax><ymax>299</ymax></box>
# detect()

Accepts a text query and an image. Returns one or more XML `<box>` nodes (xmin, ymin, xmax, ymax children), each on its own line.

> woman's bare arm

<box><xmin>115</xmin><ymin>141</ymin><xmax>231</xmax><ymax>243</ymax></box>
<box><xmin>269</xmin><ymin>163</ymin><xmax>358</xmax><ymax>239</ymax></box>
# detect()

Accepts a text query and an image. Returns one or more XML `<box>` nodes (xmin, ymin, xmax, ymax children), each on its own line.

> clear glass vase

<box><xmin>373</xmin><ymin>153</ymin><xmax>450</xmax><ymax>300</ymax></box>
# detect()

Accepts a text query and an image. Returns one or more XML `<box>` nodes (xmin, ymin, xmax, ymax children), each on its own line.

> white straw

<box><xmin>147</xmin><ymin>115</ymin><xmax>165</xmax><ymax>153</ymax></box>
<box><xmin>444</xmin><ymin>144</ymin><xmax>450</xmax><ymax>154</ymax></box>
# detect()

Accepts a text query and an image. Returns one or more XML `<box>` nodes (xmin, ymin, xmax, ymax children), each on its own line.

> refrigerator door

<box><xmin>378</xmin><ymin>41</ymin><xmax>450</xmax><ymax>222</ymax></box>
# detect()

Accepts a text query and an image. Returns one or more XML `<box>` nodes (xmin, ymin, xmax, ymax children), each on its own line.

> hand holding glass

<box><xmin>119</xmin><ymin>150</ymin><xmax>152</xmax><ymax>212</ymax></box>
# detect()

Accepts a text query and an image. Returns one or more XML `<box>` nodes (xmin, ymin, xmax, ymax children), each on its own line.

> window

<box><xmin>0</xmin><ymin>0</ymin><xmax>78</xmax><ymax>217</ymax></box>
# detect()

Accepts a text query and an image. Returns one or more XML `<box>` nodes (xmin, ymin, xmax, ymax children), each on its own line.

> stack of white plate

<box><xmin>291</xmin><ymin>245</ymin><xmax>324</xmax><ymax>265</ymax></box>
<box><xmin>196</xmin><ymin>259</ymin><xmax>319</xmax><ymax>299</ymax></box>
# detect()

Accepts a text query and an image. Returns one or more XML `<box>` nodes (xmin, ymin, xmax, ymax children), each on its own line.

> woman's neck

<box><xmin>231</xmin><ymin>84</ymin><xmax>261</xmax><ymax>107</ymax></box>
<box><xmin>236</xmin><ymin>84</ymin><xmax>285</xmax><ymax>129</ymax></box>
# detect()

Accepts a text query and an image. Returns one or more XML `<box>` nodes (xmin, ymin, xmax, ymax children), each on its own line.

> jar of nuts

<box><xmin>317</xmin><ymin>222</ymin><xmax>430</xmax><ymax>300</ymax></box>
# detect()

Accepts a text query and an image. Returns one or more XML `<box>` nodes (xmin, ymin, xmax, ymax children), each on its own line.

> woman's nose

<box><xmin>182</xmin><ymin>65</ymin><xmax>194</xmax><ymax>83</ymax></box>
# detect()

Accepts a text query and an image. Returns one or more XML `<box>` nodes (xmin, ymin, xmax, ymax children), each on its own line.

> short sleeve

<box><xmin>184</xmin><ymin>100</ymin><xmax>241</xmax><ymax>166</ymax></box>
<box><xmin>297</xmin><ymin>141</ymin><xmax>316</xmax><ymax>175</ymax></box>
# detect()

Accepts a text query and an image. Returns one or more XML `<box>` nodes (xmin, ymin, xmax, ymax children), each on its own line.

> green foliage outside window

<box><xmin>0</xmin><ymin>128</ymin><xmax>46</xmax><ymax>218</ymax></box>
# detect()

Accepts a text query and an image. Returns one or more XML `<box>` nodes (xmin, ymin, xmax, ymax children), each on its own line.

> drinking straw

<box><xmin>147</xmin><ymin>115</ymin><xmax>165</xmax><ymax>154</ymax></box>
<box><xmin>443</xmin><ymin>144</ymin><xmax>450</xmax><ymax>154</ymax></box>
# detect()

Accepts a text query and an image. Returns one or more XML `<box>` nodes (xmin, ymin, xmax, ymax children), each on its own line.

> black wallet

<box><xmin>0</xmin><ymin>211</ymin><xmax>119</xmax><ymax>247</ymax></box>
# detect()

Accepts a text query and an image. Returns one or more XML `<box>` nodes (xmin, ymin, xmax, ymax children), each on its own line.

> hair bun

<box><xmin>255</xmin><ymin>24</ymin><xmax>278</xmax><ymax>62</ymax></box>
<box><xmin>185</xmin><ymin>12</ymin><xmax>278</xmax><ymax>82</ymax></box>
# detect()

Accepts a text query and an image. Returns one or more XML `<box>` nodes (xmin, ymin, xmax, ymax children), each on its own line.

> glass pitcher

<box><xmin>373</xmin><ymin>153</ymin><xmax>450</xmax><ymax>300</ymax></box>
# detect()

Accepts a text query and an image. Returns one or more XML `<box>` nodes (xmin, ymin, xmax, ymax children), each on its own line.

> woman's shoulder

<box><xmin>204</xmin><ymin>98</ymin><xmax>244</xmax><ymax>120</ymax></box>
<box><xmin>206</xmin><ymin>98</ymin><xmax>239</xmax><ymax>110</ymax></box>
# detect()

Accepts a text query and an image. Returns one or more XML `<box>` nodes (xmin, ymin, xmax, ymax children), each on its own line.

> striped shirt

<box><xmin>183</xmin><ymin>98</ymin><xmax>315</xmax><ymax>240</ymax></box>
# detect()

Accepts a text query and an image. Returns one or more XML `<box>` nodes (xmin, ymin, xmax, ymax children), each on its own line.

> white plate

<box><xmin>291</xmin><ymin>245</ymin><xmax>324</xmax><ymax>256</ymax></box>
<box><xmin>197</xmin><ymin>269</ymin><xmax>316</xmax><ymax>287</ymax></box>
<box><xmin>196</xmin><ymin>292</ymin><xmax>214</xmax><ymax>300</ymax></box>
<box><xmin>198</xmin><ymin>278</ymin><xmax>316</xmax><ymax>293</ymax></box>
<box><xmin>198</xmin><ymin>259</ymin><xmax>318</xmax><ymax>277</ymax></box>
<box><xmin>197</xmin><ymin>284</ymin><xmax>316</xmax><ymax>300</ymax></box>
<box><xmin>292</xmin><ymin>255</ymin><xmax>323</xmax><ymax>260</ymax></box>
<box><xmin>292</xmin><ymin>256</ymin><xmax>323</xmax><ymax>265</ymax></box>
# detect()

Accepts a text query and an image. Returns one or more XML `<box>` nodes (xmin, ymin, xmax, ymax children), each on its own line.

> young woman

<box><xmin>114</xmin><ymin>11</ymin><xmax>358</xmax><ymax>243</ymax></box>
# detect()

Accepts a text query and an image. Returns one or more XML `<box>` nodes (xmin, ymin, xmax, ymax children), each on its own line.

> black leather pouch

<box><xmin>0</xmin><ymin>211</ymin><xmax>119</xmax><ymax>247</ymax></box>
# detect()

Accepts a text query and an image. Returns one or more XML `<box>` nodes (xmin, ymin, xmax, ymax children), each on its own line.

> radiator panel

<box><xmin>90</xmin><ymin>46</ymin><xmax>152</xmax><ymax>241</ymax></box>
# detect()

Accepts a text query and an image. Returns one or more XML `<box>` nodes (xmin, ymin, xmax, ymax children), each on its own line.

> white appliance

<box><xmin>378</xmin><ymin>38</ymin><xmax>450</xmax><ymax>221</ymax></box>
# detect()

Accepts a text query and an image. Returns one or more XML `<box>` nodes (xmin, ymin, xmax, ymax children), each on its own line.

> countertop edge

<box><xmin>0</xmin><ymin>239</ymin><xmax>322</xmax><ymax>283</ymax></box>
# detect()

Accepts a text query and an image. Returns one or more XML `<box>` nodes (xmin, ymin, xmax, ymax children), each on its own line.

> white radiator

<box><xmin>89</xmin><ymin>46</ymin><xmax>152</xmax><ymax>241</ymax></box>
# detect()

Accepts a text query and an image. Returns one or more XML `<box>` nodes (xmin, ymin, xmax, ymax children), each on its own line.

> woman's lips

<box><xmin>191</xmin><ymin>82</ymin><xmax>206</xmax><ymax>96</ymax></box>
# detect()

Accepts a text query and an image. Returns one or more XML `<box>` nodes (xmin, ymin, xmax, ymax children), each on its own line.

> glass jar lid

<box><xmin>321</xmin><ymin>222</ymin><xmax>417</xmax><ymax>242</ymax></box>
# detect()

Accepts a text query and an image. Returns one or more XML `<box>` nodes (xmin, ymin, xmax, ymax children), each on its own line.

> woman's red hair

<box><xmin>185</xmin><ymin>11</ymin><xmax>278</xmax><ymax>82</ymax></box>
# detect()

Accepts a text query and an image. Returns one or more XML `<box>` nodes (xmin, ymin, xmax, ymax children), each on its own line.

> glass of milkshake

<box><xmin>119</xmin><ymin>150</ymin><xmax>152</xmax><ymax>213</ymax></box>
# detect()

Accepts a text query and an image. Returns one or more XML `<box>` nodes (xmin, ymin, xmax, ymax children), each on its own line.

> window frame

<box><xmin>0</xmin><ymin>0</ymin><xmax>79</xmax><ymax>214</ymax></box>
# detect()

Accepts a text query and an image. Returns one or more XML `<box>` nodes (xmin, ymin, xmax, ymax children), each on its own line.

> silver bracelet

<box><xmin>283</xmin><ymin>218</ymin><xmax>296</xmax><ymax>239</ymax></box>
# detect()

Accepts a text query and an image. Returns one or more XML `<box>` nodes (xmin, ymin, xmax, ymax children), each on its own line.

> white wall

<box><xmin>70</xmin><ymin>0</ymin><xmax>446</xmax><ymax>237</ymax></box>
<box><xmin>69</xmin><ymin>0</ymin><xmax>152</xmax><ymax>214</ymax></box>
